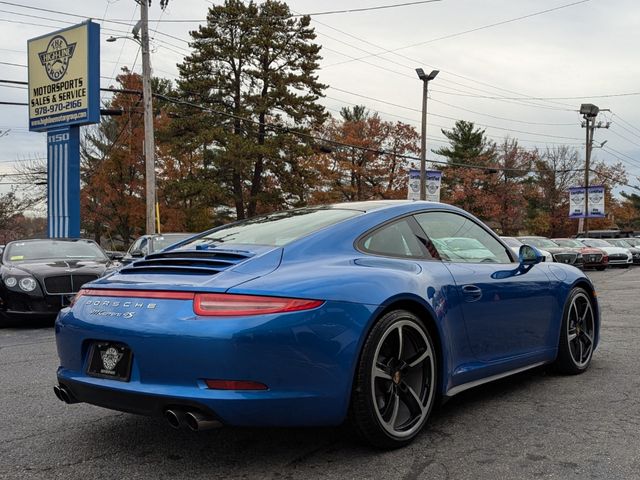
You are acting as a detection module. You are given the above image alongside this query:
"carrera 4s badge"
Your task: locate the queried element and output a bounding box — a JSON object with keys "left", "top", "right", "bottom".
{"left": 83, "top": 299, "right": 157, "bottom": 318}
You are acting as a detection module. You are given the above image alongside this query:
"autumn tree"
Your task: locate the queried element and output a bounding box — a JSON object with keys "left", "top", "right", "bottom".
{"left": 435, "top": 120, "right": 497, "bottom": 210}
{"left": 0, "top": 188, "right": 37, "bottom": 243}
{"left": 310, "top": 106, "right": 419, "bottom": 202}
{"left": 490, "top": 138, "right": 536, "bottom": 235}
{"left": 172, "top": 0, "right": 326, "bottom": 220}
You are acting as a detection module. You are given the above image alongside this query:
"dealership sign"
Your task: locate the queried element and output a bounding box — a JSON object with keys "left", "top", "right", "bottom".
{"left": 28, "top": 21, "right": 99, "bottom": 131}
{"left": 568, "top": 186, "right": 605, "bottom": 218}
{"left": 28, "top": 21, "right": 100, "bottom": 238}
{"left": 407, "top": 169, "right": 442, "bottom": 202}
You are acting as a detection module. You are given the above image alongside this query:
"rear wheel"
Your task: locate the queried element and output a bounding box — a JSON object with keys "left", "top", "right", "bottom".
{"left": 596, "top": 266, "right": 606, "bottom": 271}
{"left": 554, "top": 288, "right": 596, "bottom": 374}
{"left": 350, "top": 310, "right": 437, "bottom": 449}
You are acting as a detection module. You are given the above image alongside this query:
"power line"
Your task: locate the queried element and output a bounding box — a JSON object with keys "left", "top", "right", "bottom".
{"left": 1, "top": 81, "right": 581, "bottom": 175}
{"left": 328, "top": 86, "right": 584, "bottom": 142}
{"left": 612, "top": 113, "right": 640, "bottom": 137}
{"left": 0, "top": 60, "right": 25, "bottom": 68}
{"left": 325, "top": 0, "right": 592, "bottom": 66}
{"left": 310, "top": 17, "right": 577, "bottom": 113}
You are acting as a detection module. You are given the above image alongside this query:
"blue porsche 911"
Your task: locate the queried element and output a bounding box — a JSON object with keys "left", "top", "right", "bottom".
{"left": 54, "top": 201, "right": 599, "bottom": 448}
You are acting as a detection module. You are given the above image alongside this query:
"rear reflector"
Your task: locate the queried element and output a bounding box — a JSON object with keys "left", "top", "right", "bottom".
{"left": 194, "top": 293, "right": 323, "bottom": 316}
{"left": 205, "top": 379, "right": 268, "bottom": 391}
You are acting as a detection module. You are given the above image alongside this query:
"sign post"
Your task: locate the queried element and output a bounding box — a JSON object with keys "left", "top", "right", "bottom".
{"left": 28, "top": 21, "right": 100, "bottom": 238}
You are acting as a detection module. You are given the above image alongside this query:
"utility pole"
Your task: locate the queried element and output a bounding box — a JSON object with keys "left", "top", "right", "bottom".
{"left": 416, "top": 68, "right": 438, "bottom": 200}
{"left": 140, "top": 0, "right": 156, "bottom": 235}
{"left": 579, "top": 104, "right": 610, "bottom": 235}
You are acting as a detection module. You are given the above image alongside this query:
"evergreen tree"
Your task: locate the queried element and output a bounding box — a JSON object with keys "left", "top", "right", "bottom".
{"left": 434, "top": 120, "right": 495, "bottom": 167}
{"left": 173, "top": 0, "right": 327, "bottom": 219}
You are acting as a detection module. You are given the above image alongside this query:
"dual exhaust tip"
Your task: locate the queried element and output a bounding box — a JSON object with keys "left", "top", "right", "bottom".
{"left": 53, "top": 384, "right": 76, "bottom": 404}
{"left": 53, "top": 385, "right": 220, "bottom": 432}
{"left": 164, "top": 409, "right": 222, "bottom": 431}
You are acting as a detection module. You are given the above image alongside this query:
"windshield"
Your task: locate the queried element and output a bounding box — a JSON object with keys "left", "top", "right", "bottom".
{"left": 583, "top": 239, "right": 613, "bottom": 248}
{"left": 178, "top": 208, "right": 362, "bottom": 249}
{"left": 152, "top": 234, "right": 192, "bottom": 252}
{"left": 501, "top": 237, "right": 522, "bottom": 247}
{"left": 520, "top": 237, "right": 558, "bottom": 249}
{"left": 553, "top": 239, "right": 582, "bottom": 248}
{"left": 608, "top": 239, "right": 631, "bottom": 248}
{"left": 625, "top": 238, "right": 640, "bottom": 247}
{"left": 5, "top": 240, "right": 107, "bottom": 263}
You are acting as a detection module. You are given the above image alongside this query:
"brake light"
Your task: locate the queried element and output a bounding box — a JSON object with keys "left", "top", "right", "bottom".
{"left": 204, "top": 379, "right": 268, "bottom": 390}
{"left": 193, "top": 293, "right": 323, "bottom": 316}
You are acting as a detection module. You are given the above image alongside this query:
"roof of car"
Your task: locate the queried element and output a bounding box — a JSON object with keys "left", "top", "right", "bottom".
{"left": 327, "top": 200, "right": 451, "bottom": 213}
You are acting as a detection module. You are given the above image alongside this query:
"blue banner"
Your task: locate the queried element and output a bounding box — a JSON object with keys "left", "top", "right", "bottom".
{"left": 568, "top": 186, "right": 605, "bottom": 219}
{"left": 47, "top": 127, "right": 80, "bottom": 237}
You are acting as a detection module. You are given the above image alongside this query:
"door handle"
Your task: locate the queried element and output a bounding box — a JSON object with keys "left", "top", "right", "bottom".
{"left": 461, "top": 284, "right": 482, "bottom": 302}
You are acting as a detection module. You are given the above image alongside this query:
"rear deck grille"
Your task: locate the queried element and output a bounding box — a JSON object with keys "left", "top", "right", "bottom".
{"left": 119, "top": 249, "right": 254, "bottom": 275}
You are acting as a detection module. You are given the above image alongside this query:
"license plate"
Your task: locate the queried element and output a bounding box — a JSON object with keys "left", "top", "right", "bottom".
{"left": 87, "top": 342, "right": 133, "bottom": 381}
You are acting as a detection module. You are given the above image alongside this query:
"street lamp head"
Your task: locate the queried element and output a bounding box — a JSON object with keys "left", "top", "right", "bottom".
{"left": 580, "top": 103, "right": 599, "bottom": 117}
{"left": 106, "top": 36, "right": 118, "bottom": 43}
{"left": 416, "top": 68, "right": 439, "bottom": 82}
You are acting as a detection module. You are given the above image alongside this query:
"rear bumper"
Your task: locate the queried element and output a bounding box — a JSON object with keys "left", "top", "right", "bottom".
{"left": 55, "top": 299, "right": 376, "bottom": 427}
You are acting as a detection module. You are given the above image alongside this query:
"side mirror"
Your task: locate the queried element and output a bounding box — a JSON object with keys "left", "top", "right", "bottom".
{"left": 492, "top": 245, "right": 544, "bottom": 279}
{"left": 130, "top": 249, "right": 144, "bottom": 258}
{"left": 519, "top": 244, "right": 543, "bottom": 266}
{"left": 107, "top": 251, "right": 124, "bottom": 261}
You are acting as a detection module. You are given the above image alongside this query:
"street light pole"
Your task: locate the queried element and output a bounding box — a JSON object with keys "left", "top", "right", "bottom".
{"left": 416, "top": 68, "right": 438, "bottom": 200}
{"left": 140, "top": 0, "right": 156, "bottom": 235}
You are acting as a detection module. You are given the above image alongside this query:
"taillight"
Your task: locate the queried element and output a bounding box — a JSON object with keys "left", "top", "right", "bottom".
{"left": 193, "top": 293, "right": 323, "bottom": 316}
{"left": 69, "top": 289, "right": 88, "bottom": 307}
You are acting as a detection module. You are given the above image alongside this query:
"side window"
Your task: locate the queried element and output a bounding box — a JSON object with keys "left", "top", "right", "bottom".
{"left": 139, "top": 238, "right": 149, "bottom": 256}
{"left": 414, "top": 212, "right": 512, "bottom": 264}
{"left": 128, "top": 239, "right": 142, "bottom": 255}
{"left": 361, "top": 218, "right": 429, "bottom": 258}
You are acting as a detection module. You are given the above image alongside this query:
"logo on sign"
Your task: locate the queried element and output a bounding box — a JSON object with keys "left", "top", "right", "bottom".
{"left": 38, "top": 35, "right": 76, "bottom": 82}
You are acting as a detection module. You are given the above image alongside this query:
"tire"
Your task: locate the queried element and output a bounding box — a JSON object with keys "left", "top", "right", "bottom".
{"left": 596, "top": 266, "right": 606, "bottom": 271}
{"left": 553, "top": 288, "right": 596, "bottom": 375}
{"left": 350, "top": 309, "right": 437, "bottom": 449}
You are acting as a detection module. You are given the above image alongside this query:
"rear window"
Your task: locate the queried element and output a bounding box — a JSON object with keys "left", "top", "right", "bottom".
{"left": 179, "top": 208, "right": 361, "bottom": 248}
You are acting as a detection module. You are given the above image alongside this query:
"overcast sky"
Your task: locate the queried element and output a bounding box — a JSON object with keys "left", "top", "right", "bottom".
{"left": 1, "top": 0, "right": 639, "bottom": 196}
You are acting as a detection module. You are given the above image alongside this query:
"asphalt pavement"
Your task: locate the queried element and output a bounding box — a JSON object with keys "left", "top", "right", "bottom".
{"left": 1, "top": 268, "right": 639, "bottom": 480}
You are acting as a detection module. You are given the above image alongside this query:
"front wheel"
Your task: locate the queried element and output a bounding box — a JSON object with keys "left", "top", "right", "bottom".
{"left": 553, "top": 288, "right": 596, "bottom": 374}
{"left": 350, "top": 310, "right": 437, "bottom": 449}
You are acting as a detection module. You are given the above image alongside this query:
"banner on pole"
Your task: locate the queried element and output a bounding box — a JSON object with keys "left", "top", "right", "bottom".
{"left": 569, "top": 186, "right": 605, "bottom": 219}
{"left": 408, "top": 169, "right": 442, "bottom": 202}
